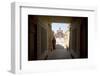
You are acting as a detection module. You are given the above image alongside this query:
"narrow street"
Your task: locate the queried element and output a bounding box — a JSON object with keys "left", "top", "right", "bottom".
{"left": 47, "top": 38, "right": 72, "bottom": 59}
{"left": 28, "top": 15, "right": 88, "bottom": 60}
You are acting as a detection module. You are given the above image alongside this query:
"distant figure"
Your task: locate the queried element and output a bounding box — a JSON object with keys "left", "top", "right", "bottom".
{"left": 52, "top": 36, "right": 56, "bottom": 50}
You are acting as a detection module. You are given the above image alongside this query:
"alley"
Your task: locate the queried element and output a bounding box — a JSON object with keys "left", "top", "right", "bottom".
{"left": 47, "top": 38, "right": 72, "bottom": 60}
{"left": 28, "top": 15, "right": 88, "bottom": 60}
{"left": 47, "top": 44, "right": 72, "bottom": 59}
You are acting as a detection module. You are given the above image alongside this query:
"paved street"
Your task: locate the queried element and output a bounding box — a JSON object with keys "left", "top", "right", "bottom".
{"left": 47, "top": 38, "right": 72, "bottom": 59}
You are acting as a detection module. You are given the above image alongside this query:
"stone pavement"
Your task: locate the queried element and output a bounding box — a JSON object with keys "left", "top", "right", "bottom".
{"left": 47, "top": 44, "right": 72, "bottom": 59}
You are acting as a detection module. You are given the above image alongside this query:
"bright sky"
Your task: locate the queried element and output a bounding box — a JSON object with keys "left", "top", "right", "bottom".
{"left": 51, "top": 23, "right": 70, "bottom": 33}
